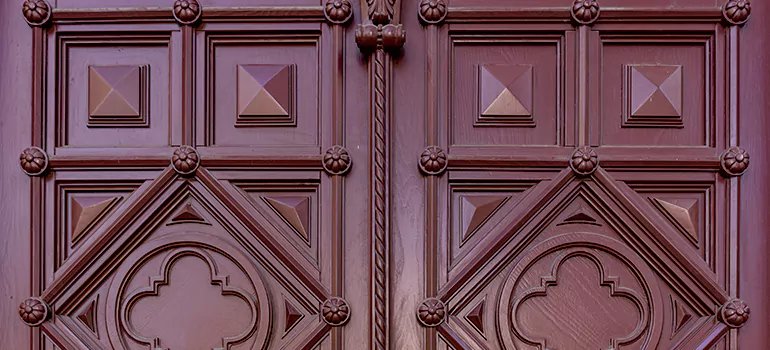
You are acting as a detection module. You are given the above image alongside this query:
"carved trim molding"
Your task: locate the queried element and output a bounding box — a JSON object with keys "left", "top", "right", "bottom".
{"left": 22, "top": 0, "right": 52, "bottom": 27}
{"left": 570, "top": 0, "right": 600, "bottom": 25}
{"left": 719, "top": 298, "right": 750, "bottom": 328}
{"left": 19, "top": 297, "right": 50, "bottom": 327}
{"left": 419, "top": 146, "right": 448, "bottom": 176}
{"left": 19, "top": 146, "right": 49, "bottom": 176}
{"left": 173, "top": 0, "right": 202, "bottom": 25}
{"left": 720, "top": 146, "right": 749, "bottom": 177}
{"left": 323, "top": 146, "right": 352, "bottom": 175}
{"left": 418, "top": 0, "right": 447, "bottom": 25}
{"left": 171, "top": 146, "right": 200, "bottom": 176}
{"left": 322, "top": 297, "right": 351, "bottom": 326}
{"left": 325, "top": 0, "right": 353, "bottom": 25}
{"left": 570, "top": 146, "right": 599, "bottom": 176}
{"left": 722, "top": 0, "right": 751, "bottom": 25}
{"left": 417, "top": 298, "right": 446, "bottom": 327}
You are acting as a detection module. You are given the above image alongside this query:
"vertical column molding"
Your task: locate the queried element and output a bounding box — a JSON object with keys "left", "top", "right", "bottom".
{"left": 355, "top": 1, "right": 405, "bottom": 348}
{"left": 181, "top": 26, "right": 195, "bottom": 145}
{"left": 570, "top": 0, "right": 599, "bottom": 146}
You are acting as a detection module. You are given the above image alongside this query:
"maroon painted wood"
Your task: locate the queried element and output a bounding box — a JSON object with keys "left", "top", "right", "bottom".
{"left": 1, "top": 0, "right": 768, "bottom": 348}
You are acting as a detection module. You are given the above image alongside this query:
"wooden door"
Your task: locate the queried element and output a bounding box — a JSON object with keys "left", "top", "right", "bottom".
{"left": 2, "top": 0, "right": 768, "bottom": 349}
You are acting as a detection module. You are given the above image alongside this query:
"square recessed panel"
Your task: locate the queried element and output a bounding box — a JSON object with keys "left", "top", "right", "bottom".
{"left": 623, "top": 64, "right": 683, "bottom": 127}
{"left": 600, "top": 39, "right": 710, "bottom": 146}
{"left": 451, "top": 39, "right": 561, "bottom": 146}
{"left": 88, "top": 65, "right": 149, "bottom": 127}
{"left": 236, "top": 64, "right": 295, "bottom": 126}
{"left": 477, "top": 64, "right": 535, "bottom": 126}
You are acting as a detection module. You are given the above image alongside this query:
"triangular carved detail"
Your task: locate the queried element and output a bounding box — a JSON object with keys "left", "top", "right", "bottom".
{"left": 460, "top": 196, "right": 509, "bottom": 242}
{"left": 651, "top": 198, "right": 699, "bottom": 246}
{"left": 284, "top": 299, "right": 304, "bottom": 334}
{"left": 71, "top": 196, "right": 121, "bottom": 244}
{"left": 264, "top": 196, "right": 311, "bottom": 243}
{"left": 75, "top": 296, "right": 98, "bottom": 336}
{"left": 168, "top": 204, "right": 210, "bottom": 225}
{"left": 670, "top": 296, "right": 694, "bottom": 337}
{"left": 558, "top": 211, "right": 600, "bottom": 226}
{"left": 465, "top": 298, "right": 486, "bottom": 336}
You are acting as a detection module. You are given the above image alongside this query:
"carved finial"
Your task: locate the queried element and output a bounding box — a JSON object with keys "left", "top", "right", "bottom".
{"left": 173, "top": 0, "right": 202, "bottom": 25}
{"left": 22, "top": 0, "right": 51, "bottom": 26}
{"left": 570, "top": 146, "right": 599, "bottom": 176}
{"left": 722, "top": 0, "right": 751, "bottom": 25}
{"left": 366, "top": 0, "right": 397, "bottom": 25}
{"left": 322, "top": 297, "right": 350, "bottom": 326}
{"left": 323, "top": 146, "right": 352, "bottom": 175}
{"left": 418, "top": 0, "right": 447, "bottom": 25}
{"left": 325, "top": 0, "right": 353, "bottom": 24}
{"left": 720, "top": 147, "right": 749, "bottom": 177}
{"left": 719, "top": 299, "right": 750, "bottom": 328}
{"left": 19, "top": 297, "right": 50, "bottom": 327}
{"left": 171, "top": 146, "right": 200, "bottom": 176}
{"left": 417, "top": 298, "right": 446, "bottom": 327}
{"left": 570, "top": 0, "right": 600, "bottom": 25}
{"left": 19, "top": 147, "right": 49, "bottom": 176}
{"left": 419, "top": 146, "right": 447, "bottom": 175}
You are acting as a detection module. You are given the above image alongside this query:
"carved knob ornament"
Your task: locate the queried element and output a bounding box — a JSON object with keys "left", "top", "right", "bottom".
{"left": 722, "top": 0, "right": 751, "bottom": 25}
{"left": 323, "top": 146, "right": 352, "bottom": 175}
{"left": 417, "top": 298, "right": 446, "bottom": 327}
{"left": 22, "top": 0, "right": 51, "bottom": 26}
{"left": 171, "top": 146, "right": 200, "bottom": 176}
{"left": 173, "top": 0, "right": 202, "bottom": 25}
{"left": 720, "top": 147, "right": 749, "bottom": 176}
{"left": 322, "top": 297, "right": 350, "bottom": 326}
{"left": 570, "top": 0, "right": 600, "bottom": 25}
{"left": 324, "top": 0, "right": 353, "bottom": 24}
{"left": 19, "top": 297, "right": 50, "bottom": 327}
{"left": 418, "top": 0, "right": 447, "bottom": 24}
{"left": 19, "top": 146, "right": 49, "bottom": 176}
{"left": 719, "top": 299, "right": 750, "bottom": 328}
{"left": 570, "top": 146, "right": 599, "bottom": 176}
{"left": 419, "top": 146, "right": 447, "bottom": 175}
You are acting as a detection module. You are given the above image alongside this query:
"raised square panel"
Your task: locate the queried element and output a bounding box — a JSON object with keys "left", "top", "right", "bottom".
{"left": 236, "top": 64, "right": 295, "bottom": 126}
{"left": 477, "top": 64, "right": 534, "bottom": 126}
{"left": 201, "top": 34, "right": 319, "bottom": 147}
{"left": 599, "top": 35, "right": 712, "bottom": 146}
{"left": 451, "top": 36, "right": 563, "bottom": 146}
{"left": 55, "top": 33, "right": 176, "bottom": 148}
{"left": 624, "top": 65, "right": 683, "bottom": 127}
{"left": 88, "top": 65, "right": 149, "bottom": 127}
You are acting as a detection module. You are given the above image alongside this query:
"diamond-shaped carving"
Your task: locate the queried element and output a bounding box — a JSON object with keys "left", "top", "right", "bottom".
{"left": 624, "top": 65, "right": 683, "bottom": 127}
{"left": 236, "top": 64, "right": 295, "bottom": 126}
{"left": 88, "top": 65, "right": 149, "bottom": 127}
{"left": 477, "top": 65, "right": 535, "bottom": 126}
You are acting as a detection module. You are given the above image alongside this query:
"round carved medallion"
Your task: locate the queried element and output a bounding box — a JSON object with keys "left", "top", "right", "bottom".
{"left": 570, "top": 0, "right": 600, "bottom": 25}
{"left": 324, "top": 0, "right": 353, "bottom": 25}
{"left": 19, "top": 297, "right": 50, "bottom": 327}
{"left": 722, "top": 0, "right": 751, "bottom": 25}
{"left": 323, "top": 146, "right": 352, "bottom": 175}
{"left": 171, "top": 146, "right": 200, "bottom": 176}
{"left": 720, "top": 147, "right": 749, "bottom": 177}
{"left": 719, "top": 299, "right": 750, "bottom": 328}
{"left": 419, "top": 146, "right": 448, "bottom": 176}
{"left": 19, "top": 146, "right": 49, "bottom": 176}
{"left": 418, "top": 0, "right": 447, "bottom": 25}
{"left": 173, "top": 0, "right": 202, "bottom": 25}
{"left": 22, "top": 0, "right": 51, "bottom": 26}
{"left": 322, "top": 297, "right": 350, "bottom": 326}
{"left": 417, "top": 297, "right": 446, "bottom": 327}
{"left": 570, "top": 146, "right": 598, "bottom": 176}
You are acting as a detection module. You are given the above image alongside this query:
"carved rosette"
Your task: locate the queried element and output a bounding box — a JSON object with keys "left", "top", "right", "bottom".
{"left": 324, "top": 0, "right": 353, "bottom": 25}
{"left": 719, "top": 299, "right": 750, "bottom": 328}
{"left": 722, "top": 0, "right": 751, "bottom": 25}
{"left": 19, "top": 297, "right": 50, "bottom": 327}
{"left": 570, "top": 146, "right": 599, "bottom": 176}
{"left": 171, "top": 146, "right": 200, "bottom": 176}
{"left": 355, "top": 24, "right": 407, "bottom": 54}
{"left": 323, "top": 146, "right": 352, "bottom": 175}
{"left": 173, "top": 0, "right": 202, "bottom": 25}
{"left": 570, "top": 0, "right": 600, "bottom": 25}
{"left": 418, "top": 0, "right": 447, "bottom": 25}
{"left": 322, "top": 297, "right": 350, "bottom": 326}
{"left": 19, "top": 146, "right": 49, "bottom": 176}
{"left": 720, "top": 147, "right": 749, "bottom": 176}
{"left": 417, "top": 298, "right": 446, "bottom": 327}
{"left": 22, "top": 0, "right": 51, "bottom": 26}
{"left": 419, "top": 146, "right": 448, "bottom": 175}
